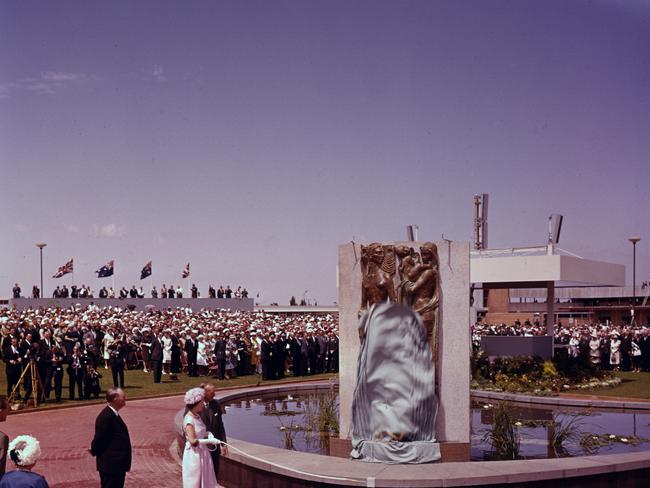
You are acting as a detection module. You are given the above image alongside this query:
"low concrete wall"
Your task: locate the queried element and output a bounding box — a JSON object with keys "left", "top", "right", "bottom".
{"left": 481, "top": 335, "right": 554, "bottom": 360}
{"left": 471, "top": 389, "right": 650, "bottom": 412}
{"left": 9, "top": 297, "right": 254, "bottom": 312}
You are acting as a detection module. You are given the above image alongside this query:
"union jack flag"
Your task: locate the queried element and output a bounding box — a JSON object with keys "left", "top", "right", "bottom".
{"left": 182, "top": 262, "right": 190, "bottom": 279}
{"left": 140, "top": 260, "right": 152, "bottom": 280}
{"left": 52, "top": 258, "right": 74, "bottom": 278}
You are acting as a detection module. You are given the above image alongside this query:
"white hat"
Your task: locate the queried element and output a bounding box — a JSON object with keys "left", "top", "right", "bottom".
{"left": 183, "top": 387, "right": 205, "bottom": 405}
{"left": 9, "top": 435, "right": 42, "bottom": 466}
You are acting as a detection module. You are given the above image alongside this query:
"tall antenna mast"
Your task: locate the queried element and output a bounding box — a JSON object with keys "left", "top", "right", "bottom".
{"left": 473, "top": 193, "right": 489, "bottom": 250}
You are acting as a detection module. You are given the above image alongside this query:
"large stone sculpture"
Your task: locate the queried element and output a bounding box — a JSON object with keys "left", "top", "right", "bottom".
{"left": 351, "top": 242, "right": 441, "bottom": 464}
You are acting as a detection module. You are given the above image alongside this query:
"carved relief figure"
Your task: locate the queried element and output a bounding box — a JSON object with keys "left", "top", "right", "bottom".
{"left": 360, "top": 243, "right": 396, "bottom": 312}
{"left": 394, "top": 245, "right": 419, "bottom": 307}
{"left": 395, "top": 242, "right": 441, "bottom": 362}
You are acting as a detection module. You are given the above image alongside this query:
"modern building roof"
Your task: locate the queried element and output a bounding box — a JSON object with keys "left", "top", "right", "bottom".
{"left": 470, "top": 245, "right": 625, "bottom": 288}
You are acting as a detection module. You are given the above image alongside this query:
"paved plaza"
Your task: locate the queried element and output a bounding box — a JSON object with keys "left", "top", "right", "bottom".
{"left": 1, "top": 393, "right": 192, "bottom": 488}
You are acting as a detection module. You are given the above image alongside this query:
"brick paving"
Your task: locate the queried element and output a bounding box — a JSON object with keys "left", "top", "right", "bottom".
{"left": 1, "top": 380, "right": 332, "bottom": 488}
{"left": 1, "top": 393, "right": 189, "bottom": 488}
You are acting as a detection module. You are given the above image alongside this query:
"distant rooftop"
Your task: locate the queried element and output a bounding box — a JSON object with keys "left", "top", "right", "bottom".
{"left": 470, "top": 245, "right": 625, "bottom": 288}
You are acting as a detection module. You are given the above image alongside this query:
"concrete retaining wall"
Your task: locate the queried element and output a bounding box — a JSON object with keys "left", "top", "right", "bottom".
{"left": 9, "top": 297, "right": 254, "bottom": 312}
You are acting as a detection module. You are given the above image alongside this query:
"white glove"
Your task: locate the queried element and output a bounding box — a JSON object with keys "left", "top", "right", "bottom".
{"left": 197, "top": 433, "right": 221, "bottom": 446}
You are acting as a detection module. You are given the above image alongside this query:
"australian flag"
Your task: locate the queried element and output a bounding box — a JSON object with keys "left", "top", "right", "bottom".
{"left": 96, "top": 260, "right": 114, "bottom": 278}
{"left": 140, "top": 260, "right": 152, "bottom": 280}
{"left": 52, "top": 258, "right": 74, "bottom": 278}
{"left": 182, "top": 262, "right": 190, "bottom": 279}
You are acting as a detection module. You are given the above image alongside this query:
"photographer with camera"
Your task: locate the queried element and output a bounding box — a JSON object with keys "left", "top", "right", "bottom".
{"left": 66, "top": 345, "right": 84, "bottom": 400}
{"left": 37, "top": 331, "right": 53, "bottom": 400}
{"left": 19, "top": 334, "right": 42, "bottom": 403}
{"left": 50, "top": 346, "right": 65, "bottom": 402}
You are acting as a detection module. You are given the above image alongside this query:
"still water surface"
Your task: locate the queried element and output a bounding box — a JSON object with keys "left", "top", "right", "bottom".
{"left": 222, "top": 391, "right": 650, "bottom": 460}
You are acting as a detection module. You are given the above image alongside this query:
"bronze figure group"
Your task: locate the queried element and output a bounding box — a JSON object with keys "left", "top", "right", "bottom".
{"left": 360, "top": 242, "right": 441, "bottom": 361}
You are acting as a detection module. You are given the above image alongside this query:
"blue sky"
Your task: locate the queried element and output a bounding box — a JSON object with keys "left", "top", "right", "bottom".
{"left": 1, "top": 0, "right": 648, "bottom": 304}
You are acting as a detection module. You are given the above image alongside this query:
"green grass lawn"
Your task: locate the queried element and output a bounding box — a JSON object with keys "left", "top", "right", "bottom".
{"left": 3, "top": 369, "right": 339, "bottom": 412}
{"left": 568, "top": 371, "right": 650, "bottom": 400}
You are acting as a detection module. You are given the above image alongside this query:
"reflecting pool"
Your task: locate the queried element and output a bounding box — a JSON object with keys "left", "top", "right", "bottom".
{"left": 221, "top": 390, "right": 650, "bottom": 460}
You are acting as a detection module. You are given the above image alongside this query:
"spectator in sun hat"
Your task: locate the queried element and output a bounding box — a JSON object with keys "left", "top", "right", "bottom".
{"left": 0, "top": 434, "right": 49, "bottom": 488}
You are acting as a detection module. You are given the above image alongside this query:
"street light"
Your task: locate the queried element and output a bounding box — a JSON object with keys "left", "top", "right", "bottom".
{"left": 36, "top": 243, "right": 47, "bottom": 298}
{"left": 628, "top": 237, "right": 641, "bottom": 325}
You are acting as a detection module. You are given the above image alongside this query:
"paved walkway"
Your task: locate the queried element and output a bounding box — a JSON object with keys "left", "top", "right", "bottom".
{"left": 2, "top": 392, "right": 191, "bottom": 488}
{"left": 1, "top": 380, "right": 330, "bottom": 488}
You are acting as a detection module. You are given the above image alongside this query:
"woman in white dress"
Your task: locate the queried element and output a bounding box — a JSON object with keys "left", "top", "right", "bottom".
{"left": 589, "top": 333, "right": 601, "bottom": 365}
{"left": 196, "top": 336, "right": 208, "bottom": 376}
{"left": 182, "top": 387, "right": 218, "bottom": 488}
{"left": 568, "top": 333, "right": 580, "bottom": 358}
{"left": 162, "top": 329, "right": 173, "bottom": 375}
{"left": 610, "top": 333, "right": 621, "bottom": 371}
{"left": 102, "top": 328, "right": 114, "bottom": 369}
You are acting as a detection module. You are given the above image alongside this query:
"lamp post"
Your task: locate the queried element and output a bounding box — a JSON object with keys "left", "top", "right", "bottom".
{"left": 629, "top": 237, "right": 641, "bottom": 325}
{"left": 36, "top": 243, "right": 47, "bottom": 298}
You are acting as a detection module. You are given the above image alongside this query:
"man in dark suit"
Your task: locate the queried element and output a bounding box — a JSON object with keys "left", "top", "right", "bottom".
{"left": 149, "top": 333, "right": 163, "bottom": 383}
{"left": 184, "top": 333, "right": 198, "bottom": 377}
{"left": 260, "top": 335, "right": 273, "bottom": 380}
{"left": 4, "top": 337, "right": 23, "bottom": 399}
{"left": 38, "top": 331, "right": 53, "bottom": 399}
{"left": 214, "top": 336, "right": 226, "bottom": 380}
{"left": 307, "top": 332, "right": 319, "bottom": 375}
{"left": 199, "top": 383, "right": 228, "bottom": 480}
{"left": 108, "top": 339, "right": 127, "bottom": 388}
{"left": 90, "top": 388, "right": 131, "bottom": 488}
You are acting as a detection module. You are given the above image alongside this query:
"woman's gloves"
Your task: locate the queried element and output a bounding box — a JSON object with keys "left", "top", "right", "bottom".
{"left": 197, "top": 433, "right": 221, "bottom": 446}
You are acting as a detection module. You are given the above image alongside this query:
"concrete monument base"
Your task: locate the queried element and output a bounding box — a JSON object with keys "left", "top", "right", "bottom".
{"left": 330, "top": 437, "right": 470, "bottom": 462}
{"left": 338, "top": 240, "right": 470, "bottom": 459}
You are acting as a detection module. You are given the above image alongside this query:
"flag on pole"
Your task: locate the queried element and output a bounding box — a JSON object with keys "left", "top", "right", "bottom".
{"left": 140, "top": 260, "right": 152, "bottom": 280}
{"left": 182, "top": 262, "right": 190, "bottom": 279}
{"left": 52, "top": 258, "right": 74, "bottom": 278}
{"left": 96, "top": 260, "right": 114, "bottom": 278}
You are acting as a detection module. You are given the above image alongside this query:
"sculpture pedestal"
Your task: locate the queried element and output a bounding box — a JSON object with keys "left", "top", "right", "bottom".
{"left": 330, "top": 437, "right": 470, "bottom": 462}
{"left": 337, "top": 240, "right": 470, "bottom": 460}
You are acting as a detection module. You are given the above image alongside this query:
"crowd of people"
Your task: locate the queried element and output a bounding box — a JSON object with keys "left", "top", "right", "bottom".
{"left": 11, "top": 283, "right": 250, "bottom": 300}
{"left": 472, "top": 320, "right": 650, "bottom": 372}
{"left": 1, "top": 305, "right": 339, "bottom": 404}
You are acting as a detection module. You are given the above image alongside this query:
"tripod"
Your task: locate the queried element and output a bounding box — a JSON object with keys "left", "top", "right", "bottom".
{"left": 8, "top": 359, "right": 46, "bottom": 407}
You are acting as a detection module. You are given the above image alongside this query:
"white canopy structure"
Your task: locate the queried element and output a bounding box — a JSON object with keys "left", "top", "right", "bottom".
{"left": 470, "top": 245, "right": 625, "bottom": 335}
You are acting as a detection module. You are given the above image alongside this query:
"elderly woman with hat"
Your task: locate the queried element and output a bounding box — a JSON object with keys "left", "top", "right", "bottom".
{"left": 182, "top": 387, "right": 218, "bottom": 488}
{"left": 0, "top": 435, "right": 49, "bottom": 488}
